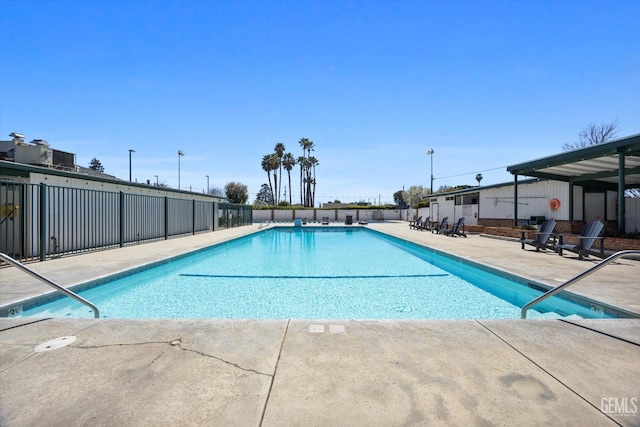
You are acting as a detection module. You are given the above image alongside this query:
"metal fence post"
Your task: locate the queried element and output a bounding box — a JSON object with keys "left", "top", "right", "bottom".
{"left": 192, "top": 199, "right": 196, "bottom": 235}
{"left": 39, "top": 183, "right": 47, "bottom": 261}
{"left": 164, "top": 196, "right": 169, "bottom": 240}
{"left": 119, "top": 191, "right": 125, "bottom": 247}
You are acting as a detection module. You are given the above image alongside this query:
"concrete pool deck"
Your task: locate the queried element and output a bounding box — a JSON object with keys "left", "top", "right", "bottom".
{"left": 1, "top": 221, "right": 639, "bottom": 426}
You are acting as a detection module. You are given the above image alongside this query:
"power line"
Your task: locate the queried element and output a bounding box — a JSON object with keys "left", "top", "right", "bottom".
{"left": 435, "top": 165, "right": 508, "bottom": 180}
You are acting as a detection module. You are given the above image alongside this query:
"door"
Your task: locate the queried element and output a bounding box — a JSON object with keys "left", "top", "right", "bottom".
{"left": 431, "top": 203, "right": 439, "bottom": 223}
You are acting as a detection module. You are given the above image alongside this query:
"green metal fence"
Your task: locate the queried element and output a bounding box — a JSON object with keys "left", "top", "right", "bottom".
{"left": 0, "top": 181, "right": 252, "bottom": 263}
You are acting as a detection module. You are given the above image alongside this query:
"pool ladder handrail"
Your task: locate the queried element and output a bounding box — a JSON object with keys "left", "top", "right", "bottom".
{"left": 0, "top": 252, "right": 100, "bottom": 318}
{"left": 521, "top": 250, "right": 640, "bottom": 319}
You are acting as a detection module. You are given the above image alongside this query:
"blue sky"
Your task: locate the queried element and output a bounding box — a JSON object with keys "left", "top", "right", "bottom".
{"left": 1, "top": 0, "right": 639, "bottom": 205}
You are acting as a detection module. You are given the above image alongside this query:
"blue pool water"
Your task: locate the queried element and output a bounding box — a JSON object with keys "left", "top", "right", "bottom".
{"left": 17, "top": 227, "right": 606, "bottom": 319}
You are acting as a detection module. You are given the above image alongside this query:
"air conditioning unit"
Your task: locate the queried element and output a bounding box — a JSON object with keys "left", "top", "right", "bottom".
{"left": 14, "top": 141, "right": 53, "bottom": 166}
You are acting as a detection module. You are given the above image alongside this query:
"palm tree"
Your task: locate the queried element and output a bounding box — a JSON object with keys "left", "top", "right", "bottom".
{"left": 299, "top": 157, "right": 313, "bottom": 207}
{"left": 261, "top": 154, "right": 275, "bottom": 204}
{"left": 274, "top": 142, "right": 285, "bottom": 204}
{"left": 297, "top": 155, "right": 306, "bottom": 205}
{"left": 282, "top": 153, "right": 296, "bottom": 205}
{"left": 298, "top": 138, "right": 314, "bottom": 206}
{"left": 309, "top": 156, "right": 319, "bottom": 207}
{"left": 267, "top": 154, "right": 280, "bottom": 205}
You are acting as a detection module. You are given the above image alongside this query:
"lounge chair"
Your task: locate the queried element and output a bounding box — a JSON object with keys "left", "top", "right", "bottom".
{"left": 444, "top": 217, "right": 466, "bottom": 237}
{"left": 554, "top": 220, "right": 605, "bottom": 260}
{"left": 520, "top": 219, "right": 556, "bottom": 251}
{"left": 358, "top": 219, "right": 368, "bottom": 225}
{"left": 345, "top": 215, "right": 353, "bottom": 225}
{"left": 417, "top": 216, "right": 431, "bottom": 231}
{"left": 432, "top": 216, "right": 449, "bottom": 234}
{"left": 409, "top": 216, "right": 423, "bottom": 229}
{"left": 321, "top": 216, "right": 330, "bottom": 225}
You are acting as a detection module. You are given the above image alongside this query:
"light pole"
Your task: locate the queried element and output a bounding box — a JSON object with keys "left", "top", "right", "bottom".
{"left": 427, "top": 149, "right": 434, "bottom": 194}
{"left": 178, "top": 150, "right": 184, "bottom": 189}
{"left": 128, "top": 149, "right": 135, "bottom": 182}
{"left": 154, "top": 175, "right": 159, "bottom": 186}
{"left": 427, "top": 149, "right": 435, "bottom": 222}
{"left": 206, "top": 175, "right": 210, "bottom": 194}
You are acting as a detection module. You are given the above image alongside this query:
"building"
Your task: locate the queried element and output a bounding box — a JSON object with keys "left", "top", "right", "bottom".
{"left": 421, "top": 133, "right": 640, "bottom": 234}
{"left": 0, "top": 134, "right": 251, "bottom": 262}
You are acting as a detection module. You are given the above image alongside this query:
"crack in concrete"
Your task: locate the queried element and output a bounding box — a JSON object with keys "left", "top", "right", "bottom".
{"left": 74, "top": 338, "right": 272, "bottom": 377}
{"left": 149, "top": 347, "right": 170, "bottom": 366}
{"left": 175, "top": 342, "right": 272, "bottom": 377}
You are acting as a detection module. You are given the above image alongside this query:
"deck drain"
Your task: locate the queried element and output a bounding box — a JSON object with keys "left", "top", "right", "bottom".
{"left": 34, "top": 336, "right": 77, "bottom": 352}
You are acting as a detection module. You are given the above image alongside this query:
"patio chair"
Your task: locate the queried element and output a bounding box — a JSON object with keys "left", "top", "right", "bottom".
{"left": 345, "top": 215, "right": 353, "bottom": 225}
{"left": 444, "top": 217, "right": 466, "bottom": 237}
{"left": 409, "top": 216, "right": 422, "bottom": 229}
{"left": 520, "top": 219, "right": 556, "bottom": 251}
{"left": 432, "top": 216, "right": 449, "bottom": 234}
{"left": 417, "top": 216, "right": 431, "bottom": 231}
{"left": 554, "top": 220, "right": 605, "bottom": 260}
{"left": 321, "top": 217, "right": 330, "bottom": 225}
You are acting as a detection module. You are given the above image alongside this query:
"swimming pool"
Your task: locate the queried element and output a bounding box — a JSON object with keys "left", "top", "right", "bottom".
{"left": 15, "top": 227, "right": 608, "bottom": 319}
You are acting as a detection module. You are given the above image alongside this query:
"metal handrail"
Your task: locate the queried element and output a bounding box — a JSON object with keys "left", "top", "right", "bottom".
{"left": 521, "top": 250, "right": 640, "bottom": 319}
{"left": 1, "top": 252, "right": 100, "bottom": 318}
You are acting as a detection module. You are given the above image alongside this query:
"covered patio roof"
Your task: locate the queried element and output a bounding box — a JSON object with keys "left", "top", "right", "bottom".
{"left": 506, "top": 133, "right": 640, "bottom": 233}
{"left": 507, "top": 133, "right": 640, "bottom": 190}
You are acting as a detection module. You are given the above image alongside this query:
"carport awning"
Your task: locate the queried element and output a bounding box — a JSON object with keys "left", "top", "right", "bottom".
{"left": 507, "top": 133, "right": 640, "bottom": 189}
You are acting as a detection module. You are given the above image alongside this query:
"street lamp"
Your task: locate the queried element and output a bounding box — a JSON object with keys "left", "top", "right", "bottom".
{"left": 128, "top": 149, "right": 135, "bottom": 182}
{"left": 427, "top": 149, "right": 434, "bottom": 194}
{"left": 427, "top": 149, "right": 435, "bottom": 222}
{"left": 154, "top": 175, "right": 159, "bottom": 186}
{"left": 206, "top": 175, "right": 209, "bottom": 194}
{"left": 178, "top": 150, "right": 185, "bottom": 189}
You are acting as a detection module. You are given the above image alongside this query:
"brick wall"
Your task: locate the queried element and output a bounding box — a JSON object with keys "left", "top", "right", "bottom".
{"left": 482, "top": 226, "right": 640, "bottom": 250}
{"left": 478, "top": 219, "right": 574, "bottom": 233}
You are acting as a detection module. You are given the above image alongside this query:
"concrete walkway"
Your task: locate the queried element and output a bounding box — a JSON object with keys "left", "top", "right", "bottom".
{"left": 1, "top": 222, "right": 639, "bottom": 426}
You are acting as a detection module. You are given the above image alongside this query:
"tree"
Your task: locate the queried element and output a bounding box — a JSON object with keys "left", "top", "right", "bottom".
{"left": 405, "top": 185, "right": 429, "bottom": 208}
{"left": 298, "top": 137, "right": 316, "bottom": 207}
{"left": 268, "top": 153, "right": 280, "bottom": 205}
{"left": 274, "top": 142, "right": 286, "bottom": 204}
{"left": 298, "top": 138, "right": 315, "bottom": 206}
{"left": 297, "top": 155, "right": 306, "bottom": 205}
{"left": 89, "top": 158, "right": 104, "bottom": 172}
{"left": 225, "top": 182, "right": 248, "bottom": 204}
{"left": 261, "top": 154, "right": 276, "bottom": 203}
{"left": 282, "top": 152, "right": 296, "bottom": 205}
{"left": 254, "top": 183, "right": 274, "bottom": 206}
{"left": 562, "top": 120, "right": 618, "bottom": 151}
{"left": 393, "top": 190, "right": 407, "bottom": 206}
{"left": 309, "top": 156, "right": 319, "bottom": 207}
{"left": 208, "top": 187, "right": 225, "bottom": 197}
